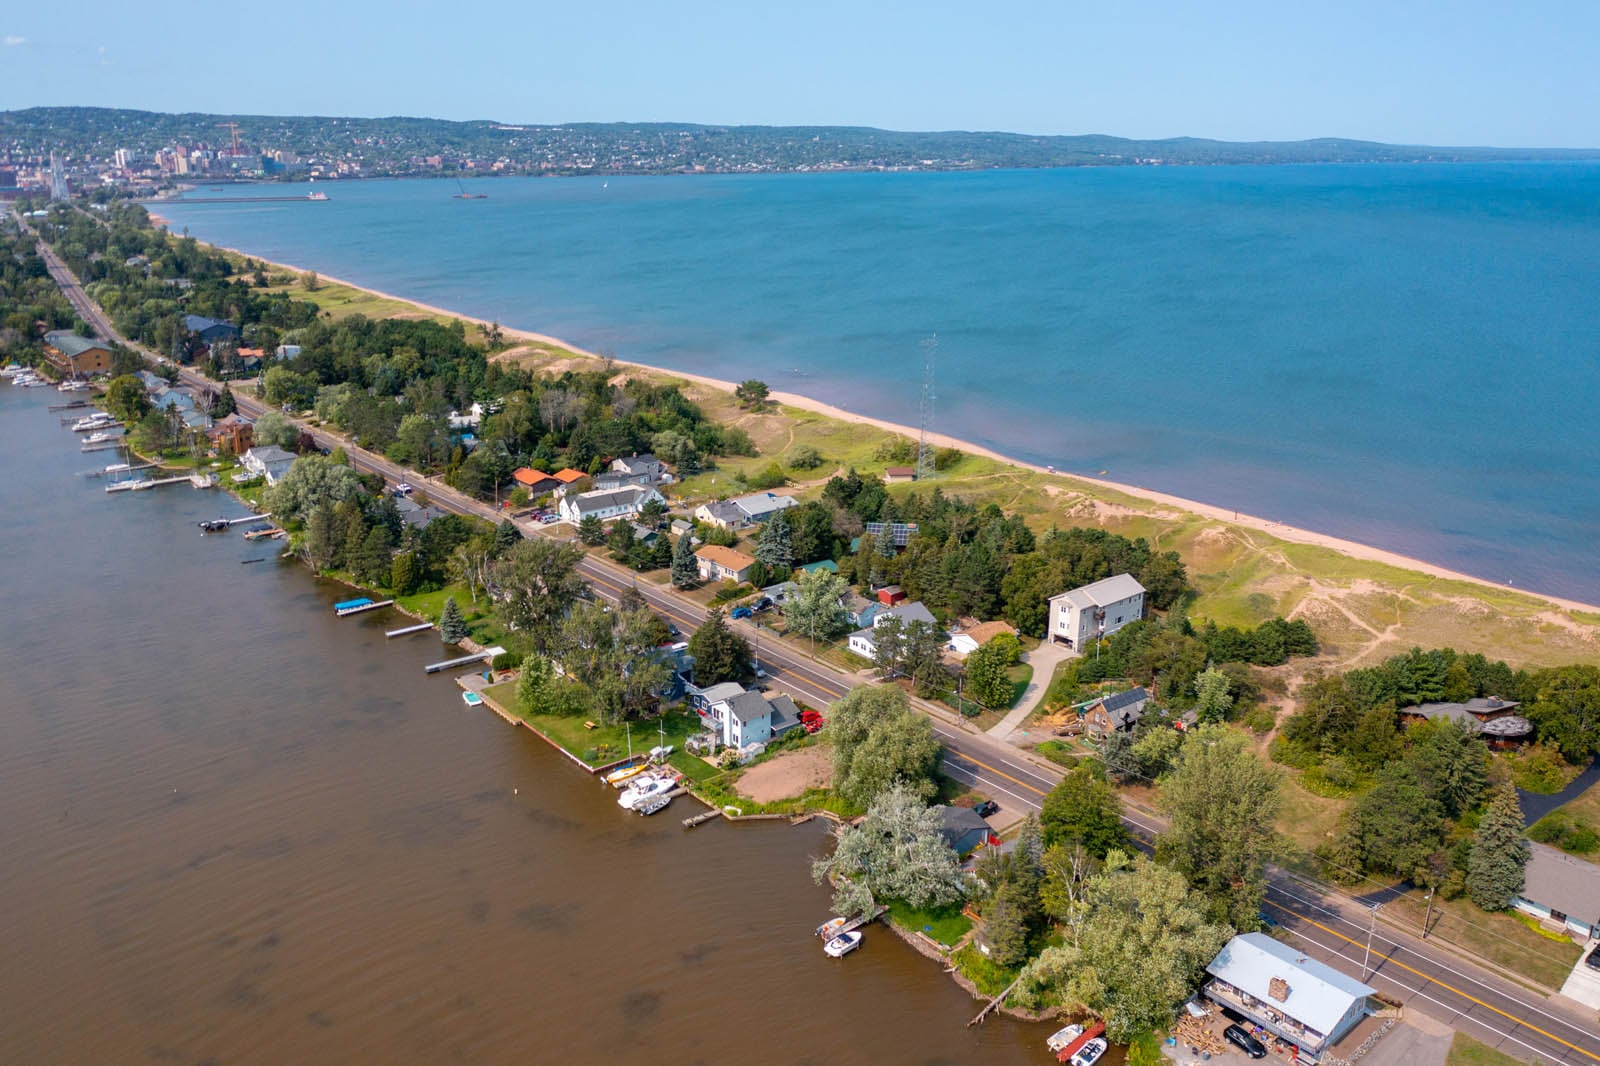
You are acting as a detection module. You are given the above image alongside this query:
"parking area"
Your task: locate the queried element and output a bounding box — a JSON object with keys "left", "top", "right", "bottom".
{"left": 1163, "top": 1002, "right": 1408, "bottom": 1066}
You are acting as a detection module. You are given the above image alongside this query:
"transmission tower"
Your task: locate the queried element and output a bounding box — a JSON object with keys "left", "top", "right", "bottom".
{"left": 916, "top": 333, "right": 937, "bottom": 481}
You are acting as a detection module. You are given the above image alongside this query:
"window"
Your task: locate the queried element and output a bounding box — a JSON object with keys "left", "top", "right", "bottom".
{"left": 1551, "top": 908, "right": 1568, "bottom": 923}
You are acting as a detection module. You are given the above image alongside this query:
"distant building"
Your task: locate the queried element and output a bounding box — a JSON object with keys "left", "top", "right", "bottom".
{"left": 273, "top": 344, "right": 302, "bottom": 361}
{"left": 181, "top": 314, "right": 241, "bottom": 344}
{"left": 731, "top": 491, "right": 799, "bottom": 525}
{"left": 42, "top": 331, "right": 114, "bottom": 377}
{"left": 1204, "top": 932, "right": 1375, "bottom": 1062}
{"left": 610, "top": 453, "right": 672, "bottom": 486}
{"left": 934, "top": 805, "right": 997, "bottom": 855}
{"left": 949, "top": 620, "right": 1018, "bottom": 658}
{"left": 1397, "top": 698, "right": 1532, "bottom": 745}
{"left": 511, "top": 468, "right": 561, "bottom": 496}
{"left": 1081, "top": 688, "right": 1150, "bottom": 737}
{"left": 240, "top": 445, "right": 297, "bottom": 485}
{"left": 883, "top": 466, "right": 916, "bottom": 483}
{"left": 847, "top": 600, "right": 939, "bottom": 661}
{"left": 206, "top": 413, "right": 254, "bottom": 455}
{"left": 1047, "top": 573, "right": 1145, "bottom": 649}
{"left": 694, "top": 499, "right": 747, "bottom": 531}
{"left": 556, "top": 485, "right": 663, "bottom": 525}
{"left": 1513, "top": 843, "right": 1600, "bottom": 941}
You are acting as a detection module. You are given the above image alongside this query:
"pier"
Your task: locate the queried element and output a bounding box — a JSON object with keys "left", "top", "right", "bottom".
{"left": 229, "top": 513, "right": 272, "bottom": 525}
{"left": 84, "top": 462, "right": 158, "bottom": 478}
{"left": 105, "top": 474, "right": 216, "bottom": 493}
{"left": 423, "top": 646, "right": 505, "bottom": 674}
{"left": 335, "top": 598, "right": 394, "bottom": 617}
{"left": 49, "top": 401, "right": 90, "bottom": 411}
{"left": 81, "top": 439, "right": 126, "bottom": 453}
{"left": 385, "top": 622, "right": 434, "bottom": 638}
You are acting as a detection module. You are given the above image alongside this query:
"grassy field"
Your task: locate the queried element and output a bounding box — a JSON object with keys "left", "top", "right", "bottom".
{"left": 886, "top": 899, "right": 973, "bottom": 948}
{"left": 1445, "top": 1032, "right": 1526, "bottom": 1066}
{"left": 479, "top": 681, "right": 704, "bottom": 767}
{"left": 1528, "top": 777, "right": 1600, "bottom": 857}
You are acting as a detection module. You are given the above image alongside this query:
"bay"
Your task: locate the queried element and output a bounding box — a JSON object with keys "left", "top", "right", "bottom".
{"left": 155, "top": 164, "right": 1600, "bottom": 603}
{"left": 0, "top": 384, "right": 1045, "bottom": 1064}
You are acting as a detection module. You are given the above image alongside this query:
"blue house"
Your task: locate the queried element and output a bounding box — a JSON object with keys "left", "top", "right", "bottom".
{"left": 182, "top": 314, "right": 242, "bottom": 343}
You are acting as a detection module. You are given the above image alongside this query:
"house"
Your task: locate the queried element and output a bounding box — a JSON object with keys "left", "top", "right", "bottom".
{"left": 1047, "top": 573, "right": 1146, "bottom": 649}
{"left": 1397, "top": 698, "right": 1532, "bottom": 745}
{"left": 610, "top": 453, "right": 672, "bottom": 486}
{"left": 876, "top": 585, "right": 907, "bottom": 606}
{"left": 181, "top": 314, "right": 242, "bottom": 343}
{"left": 236, "top": 347, "right": 266, "bottom": 371}
{"left": 731, "top": 491, "right": 799, "bottom": 525}
{"left": 206, "top": 412, "right": 254, "bottom": 455}
{"left": 447, "top": 402, "right": 484, "bottom": 431}
{"left": 884, "top": 465, "right": 916, "bottom": 483}
{"left": 694, "top": 499, "right": 748, "bottom": 530}
{"left": 864, "top": 521, "right": 919, "bottom": 547}
{"left": 654, "top": 642, "right": 696, "bottom": 702}
{"left": 949, "top": 620, "right": 1018, "bottom": 658}
{"left": 43, "top": 331, "right": 114, "bottom": 377}
{"left": 1082, "top": 688, "right": 1150, "bottom": 737}
{"left": 395, "top": 495, "right": 448, "bottom": 529}
{"left": 841, "top": 593, "right": 881, "bottom": 628}
{"left": 1513, "top": 844, "right": 1600, "bottom": 941}
{"left": 797, "top": 559, "right": 839, "bottom": 577}
{"left": 1204, "top": 932, "right": 1375, "bottom": 1062}
{"left": 847, "top": 600, "right": 939, "bottom": 660}
{"left": 703, "top": 688, "right": 806, "bottom": 750}
{"left": 557, "top": 485, "right": 664, "bottom": 525}
{"left": 935, "top": 805, "right": 998, "bottom": 855}
{"left": 761, "top": 580, "right": 800, "bottom": 606}
{"left": 695, "top": 544, "right": 756, "bottom": 584}
{"left": 240, "top": 445, "right": 297, "bottom": 485}
{"left": 274, "top": 344, "right": 302, "bottom": 361}
{"left": 686, "top": 681, "right": 746, "bottom": 714}
{"left": 670, "top": 518, "right": 695, "bottom": 538}
{"left": 511, "top": 468, "right": 561, "bottom": 496}
{"left": 552, "top": 468, "right": 588, "bottom": 486}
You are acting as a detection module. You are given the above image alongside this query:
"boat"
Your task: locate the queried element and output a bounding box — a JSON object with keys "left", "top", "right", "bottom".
{"left": 1069, "top": 1038, "right": 1107, "bottom": 1066}
{"left": 604, "top": 760, "right": 649, "bottom": 787}
{"left": 618, "top": 773, "right": 675, "bottom": 810}
{"left": 0, "top": 364, "right": 24, "bottom": 377}
{"left": 1045, "top": 1025, "right": 1085, "bottom": 1055}
{"left": 74, "top": 413, "right": 116, "bottom": 430}
{"left": 452, "top": 178, "right": 487, "bottom": 200}
{"left": 333, "top": 597, "right": 374, "bottom": 615}
{"left": 103, "top": 462, "right": 132, "bottom": 474}
{"left": 823, "top": 931, "right": 862, "bottom": 958}
{"left": 57, "top": 380, "right": 90, "bottom": 392}
{"left": 84, "top": 431, "right": 122, "bottom": 444}
{"left": 199, "top": 518, "right": 231, "bottom": 532}
{"left": 635, "top": 793, "right": 672, "bottom": 816}
{"left": 106, "top": 479, "right": 152, "bottom": 493}
{"left": 306, "top": 191, "right": 328, "bottom": 201}
{"left": 20, "top": 375, "right": 50, "bottom": 387}
{"left": 816, "top": 916, "right": 849, "bottom": 940}
{"left": 462, "top": 691, "right": 484, "bottom": 708}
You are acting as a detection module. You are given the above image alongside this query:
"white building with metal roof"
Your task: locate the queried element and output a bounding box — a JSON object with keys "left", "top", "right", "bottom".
{"left": 1514, "top": 843, "right": 1600, "bottom": 940}
{"left": 1204, "top": 932, "right": 1375, "bottom": 1061}
{"left": 1047, "top": 572, "right": 1145, "bottom": 649}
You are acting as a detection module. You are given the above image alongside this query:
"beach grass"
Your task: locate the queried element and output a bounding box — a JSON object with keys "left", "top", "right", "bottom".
{"left": 1445, "top": 1032, "right": 1529, "bottom": 1066}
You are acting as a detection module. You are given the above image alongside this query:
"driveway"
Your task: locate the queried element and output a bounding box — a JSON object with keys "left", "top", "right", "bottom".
{"left": 987, "top": 639, "right": 1075, "bottom": 741}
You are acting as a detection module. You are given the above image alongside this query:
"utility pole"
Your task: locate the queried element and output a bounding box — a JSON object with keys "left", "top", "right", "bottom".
{"left": 1362, "top": 903, "right": 1380, "bottom": 979}
{"left": 1421, "top": 892, "right": 1435, "bottom": 940}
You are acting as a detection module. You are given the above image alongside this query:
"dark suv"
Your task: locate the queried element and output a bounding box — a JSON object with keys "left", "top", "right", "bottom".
{"left": 1223, "top": 1024, "right": 1267, "bottom": 1059}
{"left": 1586, "top": 943, "right": 1600, "bottom": 971}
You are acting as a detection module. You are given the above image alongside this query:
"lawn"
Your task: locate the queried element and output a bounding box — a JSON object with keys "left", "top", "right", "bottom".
{"left": 1275, "top": 774, "right": 1350, "bottom": 863}
{"left": 1529, "top": 776, "right": 1600, "bottom": 856}
{"left": 1390, "top": 890, "right": 1583, "bottom": 991}
{"left": 886, "top": 899, "right": 973, "bottom": 948}
{"left": 1445, "top": 1032, "right": 1525, "bottom": 1066}
{"left": 668, "top": 750, "right": 725, "bottom": 785}
{"left": 950, "top": 943, "right": 1021, "bottom": 997}
{"left": 480, "top": 682, "right": 704, "bottom": 767}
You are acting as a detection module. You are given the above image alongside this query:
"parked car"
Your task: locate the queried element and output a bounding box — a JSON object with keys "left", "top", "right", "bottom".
{"left": 1223, "top": 1024, "right": 1267, "bottom": 1059}
{"left": 1587, "top": 944, "right": 1600, "bottom": 971}
{"left": 666, "top": 621, "right": 681, "bottom": 638}
{"left": 394, "top": 481, "right": 414, "bottom": 496}
{"left": 973, "top": 800, "right": 1000, "bottom": 818}
{"left": 539, "top": 514, "right": 560, "bottom": 524}
{"left": 730, "top": 606, "right": 754, "bottom": 620}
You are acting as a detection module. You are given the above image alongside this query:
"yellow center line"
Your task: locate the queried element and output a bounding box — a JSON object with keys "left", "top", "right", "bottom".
{"left": 1265, "top": 901, "right": 1600, "bottom": 1063}
{"left": 943, "top": 750, "right": 1050, "bottom": 797}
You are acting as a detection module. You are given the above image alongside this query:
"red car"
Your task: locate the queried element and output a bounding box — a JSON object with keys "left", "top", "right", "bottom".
{"left": 800, "top": 710, "right": 825, "bottom": 734}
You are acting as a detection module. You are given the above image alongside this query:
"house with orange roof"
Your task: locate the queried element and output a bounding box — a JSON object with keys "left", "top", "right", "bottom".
{"left": 694, "top": 545, "right": 756, "bottom": 584}
{"left": 512, "top": 468, "right": 561, "bottom": 496}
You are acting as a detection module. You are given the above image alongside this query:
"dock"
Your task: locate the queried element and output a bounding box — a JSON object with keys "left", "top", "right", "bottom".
{"left": 81, "top": 440, "right": 126, "bottom": 453}
{"left": 84, "top": 462, "right": 158, "bottom": 478}
{"left": 682, "top": 808, "right": 723, "bottom": 829}
{"left": 335, "top": 598, "right": 394, "bottom": 617}
{"left": 229, "top": 513, "right": 272, "bottom": 525}
{"left": 49, "top": 401, "right": 90, "bottom": 411}
{"left": 385, "top": 622, "right": 434, "bottom": 638}
{"left": 104, "top": 475, "right": 210, "bottom": 493}
{"left": 71, "top": 421, "right": 122, "bottom": 433}
{"left": 423, "top": 645, "right": 505, "bottom": 674}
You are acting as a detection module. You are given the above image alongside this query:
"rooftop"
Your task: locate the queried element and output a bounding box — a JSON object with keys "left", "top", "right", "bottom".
{"left": 512, "top": 467, "right": 553, "bottom": 486}
{"left": 1206, "top": 932, "right": 1374, "bottom": 1036}
{"left": 44, "top": 330, "right": 110, "bottom": 358}
{"left": 552, "top": 468, "right": 587, "bottom": 483}
{"left": 1049, "top": 572, "right": 1147, "bottom": 609}
{"left": 879, "top": 601, "right": 937, "bottom": 628}
{"left": 695, "top": 544, "right": 756, "bottom": 570}
{"left": 723, "top": 689, "right": 772, "bottom": 724}
{"left": 1522, "top": 843, "right": 1600, "bottom": 927}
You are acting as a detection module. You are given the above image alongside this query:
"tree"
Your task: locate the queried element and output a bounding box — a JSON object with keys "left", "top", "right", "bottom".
{"left": 1157, "top": 724, "right": 1281, "bottom": 927}
{"left": 491, "top": 538, "right": 587, "bottom": 653}
{"left": 686, "top": 608, "right": 751, "bottom": 685}
{"left": 754, "top": 510, "right": 794, "bottom": 572}
{"left": 785, "top": 567, "right": 852, "bottom": 643}
{"left": 304, "top": 504, "right": 338, "bottom": 570}
{"left": 980, "top": 880, "right": 1037, "bottom": 967}
{"left": 734, "top": 379, "right": 770, "bottom": 410}
{"left": 1527, "top": 665, "right": 1600, "bottom": 761}
{"left": 829, "top": 685, "right": 941, "bottom": 807}
{"left": 1467, "top": 783, "right": 1530, "bottom": 911}
{"left": 1405, "top": 719, "right": 1488, "bottom": 819}
{"left": 1040, "top": 762, "right": 1130, "bottom": 858}
{"left": 787, "top": 443, "right": 823, "bottom": 470}
{"left": 1194, "top": 665, "right": 1233, "bottom": 724}
{"left": 1039, "top": 842, "right": 1097, "bottom": 942}
{"left": 264, "top": 455, "right": 362, "bottom": 521}
{"left": 439, "top": 596, "right": 468, "bottom": 644}
{"left": 669, "top": 532, "right": 699, "bottom": 588}
{"left": 352, "top": 525, "right": 392, "bottom": 586}
{"left": 104, "top": 374, "right": 150, "bottom": 423}
{"left": 390, "top": 550, "right": 419, "bottom": 595}
{"left": 493, "top": 517, "right": 524, "bottom": 555}
{"left": 1349, "top": 763, "right": 1446, "bottom": 881}
{"left": 252, "top": 409, "right": 299, "bottom": 450}
{"left": 577, "top": 514, "right": 605, "bottom": 545}
{"left": 209, "top": 385, "right": 236, "bottom": 418}
{"left": 965, "top": 639, "right": 1016, "bottom": 709}
{"left": 812, "top": 782, "right": 965, "bottom": 913}
{"left": 900, "top": 619, "right": 950, "bottom": 696}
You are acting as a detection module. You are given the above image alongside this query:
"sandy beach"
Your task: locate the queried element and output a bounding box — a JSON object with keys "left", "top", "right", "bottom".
{"left": 185, "top": 236, "right": 1600, "bottom": 618}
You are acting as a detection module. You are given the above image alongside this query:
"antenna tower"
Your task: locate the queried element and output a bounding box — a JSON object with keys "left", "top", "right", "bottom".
{"left": 916, "top": 334, "right": 937, "bottom": 481}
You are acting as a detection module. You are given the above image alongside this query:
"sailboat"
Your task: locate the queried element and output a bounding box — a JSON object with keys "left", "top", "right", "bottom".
{"left": 452, "top": 177, "right": 487, "bottom": 200}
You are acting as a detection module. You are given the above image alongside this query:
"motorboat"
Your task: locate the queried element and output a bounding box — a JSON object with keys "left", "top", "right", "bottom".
{"left": 74, "top": 414, "right": 116, "bottom": 431}
{"left": 823, "top": 931, "right": 862, "bottom": 958}
{"left": 816, "top": 916, "right": 849, "bottom": 940}
{"left": 605, "top": 761, "right": 649, "bottom": 787}
{"left": 57, "top": 380, "right": 91, "bottom": 392}
{"left": 1069, "top": 1039, "right": 1107, "bottom": 1066}
{"left": 635, "top": 794, "right": 672, "bottom": 816}
{"left": 1046, "top": 1025, "right": 1085, "bottom": 1055}
{"left": 84, "top": 431, "right": 122, "bottom": 444}
{"left": 618, "top": 773, "right": 675, "bottom": 810}
{"left": 462, "top": 691, "right": 484, "bottom": 708}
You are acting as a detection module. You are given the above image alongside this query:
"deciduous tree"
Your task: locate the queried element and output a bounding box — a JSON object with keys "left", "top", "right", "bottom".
{"left": 492, "top": 538, "right": 586, "bottom": 653}
{"left": 784, "top": 567, "right": 851, "bottom": 642}
{"left": 1040, "top": 762, "right": 1130, "bottom": 858}
{"left": 812, "top": 782, "right": 965, "bottom": 912}
{"left": 829, "top": 685, "right": 940, "bottom": 808}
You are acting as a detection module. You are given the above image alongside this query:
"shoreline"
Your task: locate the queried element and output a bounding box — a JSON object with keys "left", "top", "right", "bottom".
{"left": 176, "top": 232, "right": 1600, "bottom": 618}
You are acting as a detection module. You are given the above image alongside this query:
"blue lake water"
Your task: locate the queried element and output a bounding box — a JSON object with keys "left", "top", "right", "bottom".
{"left": 155, "top": 164, "right": 1600, "bottom": 603}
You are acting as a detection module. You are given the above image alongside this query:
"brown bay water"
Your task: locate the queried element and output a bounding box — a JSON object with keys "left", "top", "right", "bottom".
{"left": 0, "top": 385, "right": 1048, "bottom": 1064}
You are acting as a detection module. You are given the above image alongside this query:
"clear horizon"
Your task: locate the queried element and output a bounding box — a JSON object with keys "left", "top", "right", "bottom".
{"left": 4, "top": 0, "right": 1599, "bottom": 148}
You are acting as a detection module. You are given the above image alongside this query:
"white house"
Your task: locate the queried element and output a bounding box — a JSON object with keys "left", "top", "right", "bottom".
{"left": 611, "top": 453, "right": 672, "bottom": 486}
{"left": 557, "top": 485, "right": 664, "bottom": 525}
{"left": 240, "top": 445, "right": 297, "bottom": 485}
{"left": 732, "top": 491, "right": 799, "bottom": 524}
{"left": 1513, "top": 843, "right": 1600, "bottom": 941}
{"left": 1047, "top": 573, "right": 1145, "bottom": 649}
{"left": 948, "top": 620, "right": 1018, "bottom": 658}
{"left": 1204, "top": 932, "right": 1375, "bottom": 1062}
{"left": 694, "top": 500, "right": 748, "bottom": 530}
{"left": 273, "top": 344, "right": 302, "bottom": 361}
{"left": 447, "top": 402, "right": 484, "bottom": 431}
{"left": 694, "top": 545, "right": 756, "bottom": 584}
{"left": 847, "top": 600, "right": 939, "bottom": 661}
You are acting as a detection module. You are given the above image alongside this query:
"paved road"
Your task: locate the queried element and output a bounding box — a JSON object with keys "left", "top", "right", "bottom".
{"left": 29, "top": 213, "right": 1600, "bottom": 1065}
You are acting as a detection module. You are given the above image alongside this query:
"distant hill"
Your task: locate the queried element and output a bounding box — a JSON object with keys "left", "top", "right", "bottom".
{"left": 3, "top": 106, "right": 1596, "bottom": 178}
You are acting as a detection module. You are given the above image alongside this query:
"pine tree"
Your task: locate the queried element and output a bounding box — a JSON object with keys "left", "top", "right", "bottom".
{"left": 577, "top": 514, "right": 605, "bottom": 545}
{"left": 494, "top": 517, "right": 523, "bottom": 555}
{"left": 687, "top": 608, "right": 751, "bottom": 684}
{"left": 670, "top": 532, "right": 698, "bottom": 588}
{"left": 390, "top": 551, "right": 418, "bottom": 595}
{"left": 304, "top": 504, "right": 337, "bottom": 570}
{"left": 1467, "top": 783, "right": 1530, "bottom": 911}
{"left": 754, "top": 511, "right": 794, "bottom": 572}
{"left": 439, "top": 596, "right": 468, "bottom": 644}
{"left": 353, "top": 526, "right": 392, "bottom": 586}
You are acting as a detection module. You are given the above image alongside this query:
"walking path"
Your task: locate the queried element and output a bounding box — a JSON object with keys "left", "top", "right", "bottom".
{"left": 987, "top": 640, "right": 1075, "bottom": 740}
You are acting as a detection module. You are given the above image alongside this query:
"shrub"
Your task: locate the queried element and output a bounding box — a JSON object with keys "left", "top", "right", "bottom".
{"left": 492, "top": 651, "right": 524, "bottom": 671}
{"left": 1244, "top": 705, "right": 1278, "bottom": 734}
{"left": 786, "top": 444, "right": 824, "bottom": 470}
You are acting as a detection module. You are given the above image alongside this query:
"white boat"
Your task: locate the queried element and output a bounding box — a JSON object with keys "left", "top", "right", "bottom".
{"left": 1046, "top": 1025, "right": 1085, "bottom": 1054}
{"left": 636, "top": 794, "right": 672, "bottom": 816}
{"left": 0, "top": 364, "right": 24, "bottom": 378}
{"left": 617, "top": 774, "right": 675, "bottom": 810}
{"left": 103, "top": 462, "right": 132, "bottom": 474}
{"left": 823, "top": 930, "right": 862, "bottom": 958}
{"left": 84, "top": 431, "right": 121, "bottom": 444}
{"left": 816, "top": 916, "right": 849, "bottom": 940}
{"left": 73, "top": 414, "right": 115, "bottom": 431}
{"left": 1070, "top": 1038, "right": 1107, "bottom": 1066}
{"left": 19, "top": 375, "right": 49, "bottom": 387}
{"left": 57, "top": 380, "right": 91, "bottom": 392}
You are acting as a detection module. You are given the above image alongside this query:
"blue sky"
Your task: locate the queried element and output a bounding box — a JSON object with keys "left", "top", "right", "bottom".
{"left": 4, "top": 0, "right": 1597, "bottom": 146}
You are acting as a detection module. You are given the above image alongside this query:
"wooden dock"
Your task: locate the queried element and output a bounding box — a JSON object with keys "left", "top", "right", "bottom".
{"left": 49, "top": 400, "right": 90, "bottom": 411}
{"left": 385, "top": 622, "right": 434, "bottom": 638}
{"left": 423, "top": 645, "right": 505, "bottom": 673}
{"left": 682, "top": 808, "right": 723, "bottom": 829}
{"left": 228, "top": 513, "right": 272, "bottom": 525}
{"left": 81, "top": 440, "right": 126, "bottom": 453}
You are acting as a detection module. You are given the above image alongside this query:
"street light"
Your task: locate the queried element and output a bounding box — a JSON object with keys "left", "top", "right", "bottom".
{"left": 1362, "top": 902, "right": 1382, "bottom": 979}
